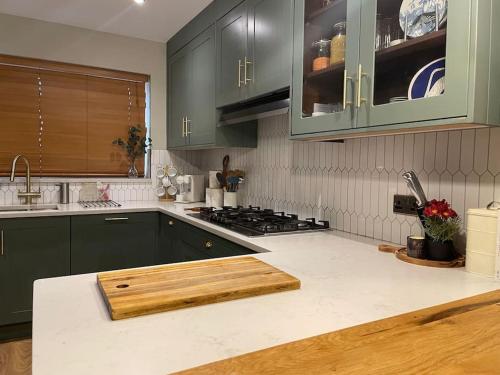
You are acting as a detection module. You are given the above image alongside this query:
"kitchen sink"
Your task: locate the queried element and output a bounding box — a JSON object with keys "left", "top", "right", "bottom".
{"left": 0, "top": 204, "right": 59, "bottom": 212}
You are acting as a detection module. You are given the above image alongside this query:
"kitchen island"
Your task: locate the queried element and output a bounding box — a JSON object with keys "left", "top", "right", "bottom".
{"left": 31, "top": 202, "right": 500, "bottom": 374}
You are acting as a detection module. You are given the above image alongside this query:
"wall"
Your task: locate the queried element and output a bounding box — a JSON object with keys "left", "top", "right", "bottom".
{"left": 181, "top": 114, "right": 500, "bottom": 249}
{"left": 0, "top": 13, "right": 167, "bottom": 149}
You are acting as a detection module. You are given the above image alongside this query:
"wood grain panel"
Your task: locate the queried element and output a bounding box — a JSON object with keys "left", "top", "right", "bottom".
{"left": 87, "top": 77, "right": 146, "bottom": 175}
{"left": 0, "top": 66, "right": 39, "bottom": 175}
{"left": 0, "top": 339, "right": 31, "bottom": 375}
{"left": 0, "top": 54, "right": 148, "bottom": 82}
{"left": 175, "top": 289, "right": 500, "bottom": 375}
{"left": 97, "top": 257, "right": 301, "bottom": 320}
{"left": 38, "top": 71, "right": 88, "bottom": 175}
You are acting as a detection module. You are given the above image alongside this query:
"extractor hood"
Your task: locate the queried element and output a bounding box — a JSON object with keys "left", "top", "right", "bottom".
{"left": 219, "top": 89, "right": 289, "bottom": 126}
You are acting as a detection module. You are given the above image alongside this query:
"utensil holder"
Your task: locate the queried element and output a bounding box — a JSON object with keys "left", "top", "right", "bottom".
{"left": 209, "top": 171, "right": 222, "bottom": 189}
{"left": 206, "top": 188, "right": 223, "bottom": 208}
{"left": 223, "top": 192, "right": 238, "bottom": 208}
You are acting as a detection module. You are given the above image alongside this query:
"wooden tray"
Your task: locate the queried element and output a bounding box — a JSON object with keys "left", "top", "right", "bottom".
{"left": 97, "top": 256, "right": 300, "bottom": 320}
{"left": 378, "top": 244, "right": 465, "bottom": 268}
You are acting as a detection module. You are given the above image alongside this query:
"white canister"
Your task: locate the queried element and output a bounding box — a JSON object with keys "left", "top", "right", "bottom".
{"left": 209, "top": 171, "right": 222, "bottom": 189}
{"left": 223, "top": 191, "right": 238, "bottom": 208}
{"left": 466, "top": 208, "right": 499, "bottom": 278}
{"left": 206, "top": 188, "right": 223, "bottom": 208}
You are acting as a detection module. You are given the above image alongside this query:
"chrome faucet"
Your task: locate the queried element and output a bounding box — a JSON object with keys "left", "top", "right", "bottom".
{"left": 10, "top": 155, "right": 41, "bottom": 205}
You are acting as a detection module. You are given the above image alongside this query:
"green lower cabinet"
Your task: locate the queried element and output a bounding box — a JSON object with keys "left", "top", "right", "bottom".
{"left": 159, "top": 214, "right": 256, "bottom": 264}
{"left": 71, "top": 213, "right": 158, "bottom": 274}
{"left": 0, "top": 217, "right": 70, "bottom": 326}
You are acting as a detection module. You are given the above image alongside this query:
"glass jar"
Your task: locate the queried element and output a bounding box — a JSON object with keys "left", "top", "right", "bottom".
{"left": 312, "top": 39, "right": 330, "bottom": 71}
{"left": 330, "top": 21, "right": 346, "bottom": 65}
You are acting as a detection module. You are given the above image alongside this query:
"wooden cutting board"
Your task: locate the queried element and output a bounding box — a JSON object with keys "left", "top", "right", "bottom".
{"left": 97, "top": 256, "right": 300, "bottom": 320}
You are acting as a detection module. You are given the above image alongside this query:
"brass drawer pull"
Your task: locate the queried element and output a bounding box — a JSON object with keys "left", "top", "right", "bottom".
{"left": 244, "top": 57, "right": 252, "bottom": 85}
{"left": 1, "top": 229, "right": 4, "bottom": 256}
{"left": 168, "top": 220, "right": 175, "bottom": 226}
{"left": 204, "top": 240, "right": 213, "bottom": 249}
{"left": 343, "top": 69, "right": 353, "bottom": 110}
{"left": 104, "top": 217, "right": 129, "bottom": 222}
{"left": 185, "top": 118, "right": 192, "bottom": 135}
{"left": 356, "top": 64, "right": 367, "bottom": 108}
{"left": 238, "top": 59, "right": 244, "bottom": 88}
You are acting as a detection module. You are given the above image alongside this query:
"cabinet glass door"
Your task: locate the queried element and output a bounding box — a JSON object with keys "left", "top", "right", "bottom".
{"left": 291, "top": 0, "right": 361, "bottom": 136}
{"left": 357, "top": 0, "right": 470, "bottom": 127}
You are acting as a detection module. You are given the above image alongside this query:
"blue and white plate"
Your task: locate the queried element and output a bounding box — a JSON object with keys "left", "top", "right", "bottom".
{"left": 408, "top": 57, "right": 446, "bottom": 99}
{"left": 400, "top": 0, "right": 447, "bottom": 38}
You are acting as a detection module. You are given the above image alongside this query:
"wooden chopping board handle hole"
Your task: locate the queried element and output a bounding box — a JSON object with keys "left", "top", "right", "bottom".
{"left": 116, "top": 284, "right": 130, "bottom": 289}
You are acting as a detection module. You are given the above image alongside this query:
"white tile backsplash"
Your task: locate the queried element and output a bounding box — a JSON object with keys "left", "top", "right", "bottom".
{"left": 173, "top": 114, "right": 500, "bottom": 249}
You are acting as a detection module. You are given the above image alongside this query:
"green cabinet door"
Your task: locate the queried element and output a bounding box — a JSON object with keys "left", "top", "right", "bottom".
{"left": 356, "top": 0, "right": 470, "bottom": 128}
{"left": 0, "top": 217, "right": 70, "bottom": 326}
{"left": 71, "top": 213, "right": 158, "bottom": 274}
{"left": 216, "top": 1, "right": 249, "bottom": 107}
{"left": 247, "top": 0, "right": 293, "bottom": 99}
{"left": 167, "top": 47, "right": 190, "bottom": 148}
{"left": 188, "top": 25, "right": 217, "bottom": 146}
{"left": 158, "top": 214, "right": 256, "bottom": 264}
{"left": 290, "top": 0, "right": 361, "bottom": 136}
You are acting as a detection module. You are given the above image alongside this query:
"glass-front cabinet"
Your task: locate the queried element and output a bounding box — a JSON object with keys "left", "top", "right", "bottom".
{"left": 291, "top": 0, "right": 478, "bottom": 137}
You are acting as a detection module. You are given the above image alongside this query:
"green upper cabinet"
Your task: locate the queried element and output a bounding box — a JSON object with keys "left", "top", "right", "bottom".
{"left": 216, "top": 0, "right": 293, "bottom": 107}
{"left": 247, "top": 0, "right": 293, "bottom": 99}
{"left": 216, "top": 1, "right": 249, "bottom": 107}
{"left": 291, "top": 0, "right": 361, "bottom": 136}
{"left": 0, "top": 217, "right": 70, "bottom": 326}
{"left": 167, "top": 24, "right": 258, "bottom": 150}
{"left": 167, "top": 47, "right": 190, "bottom": 148}
{"left": 291, "top": 0, "right": 500, "bottom": 139}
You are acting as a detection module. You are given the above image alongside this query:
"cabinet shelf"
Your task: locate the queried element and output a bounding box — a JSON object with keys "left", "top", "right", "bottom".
{"left": 375, "top": 29, "right": 447, "bottom": 64}
{"left": 305, "top": 61, "right": 345, "bottom": 82}
{"left": 306, "top": 0, "right": 346, "bottom": 22}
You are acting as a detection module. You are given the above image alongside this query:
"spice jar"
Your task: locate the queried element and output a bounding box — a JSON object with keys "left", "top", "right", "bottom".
{"left": 330, "top": 21, "right": 346, "bottom": 65}
{"left": 312, "top": 39, "right": 330, "bottom": 71}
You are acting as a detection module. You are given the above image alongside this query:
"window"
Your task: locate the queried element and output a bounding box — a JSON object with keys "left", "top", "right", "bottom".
{"left": 0, "top": 54, "right": 149, "bottom": 177}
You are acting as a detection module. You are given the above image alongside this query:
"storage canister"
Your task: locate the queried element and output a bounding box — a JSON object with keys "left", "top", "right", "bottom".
{"left": 466, "top": 208, "right": 499, "bottom": 278}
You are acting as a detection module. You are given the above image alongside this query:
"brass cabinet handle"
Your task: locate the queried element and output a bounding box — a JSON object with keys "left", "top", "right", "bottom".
{"left": 185, "top": 118, "right": 192, "bottom": 135}
{"left": 343, "top": 70, "right": 353, "bottom": 110}
{"left": 244, "top": 57, "right": 252, "bottom": 85}
{"left": 181, "top": 117, "right": 186, "bottom": 137}
{"left": 168, "top": 220, "right": 174, "bottom": 226}
{"left": 204, "top": 240, "right": 213, "bottom": 249}
{"left": 238, "top": 59, "right": 243, "bottom": 88}
{"left": 356, "top": 64, "right": 367, "bottom": 108}
{"left": 1, "top": 229, "right": 4, "bottom": 256}
{"left": 104, "top": 217, "right": 129, "bottom": 222}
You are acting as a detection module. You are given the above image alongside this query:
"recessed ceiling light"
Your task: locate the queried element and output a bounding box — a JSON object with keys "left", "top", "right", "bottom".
{"left": 134, "top": 0, "right": 146, "bottom": 4}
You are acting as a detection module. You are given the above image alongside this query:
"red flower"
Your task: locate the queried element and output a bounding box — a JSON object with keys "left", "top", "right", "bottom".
{"left": 423, "top": 199, "right": 458, "bottom": 220}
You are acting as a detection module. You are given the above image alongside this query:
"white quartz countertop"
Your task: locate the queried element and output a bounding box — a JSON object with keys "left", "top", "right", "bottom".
{"left": 31, "top": 202, "right": 499, "bottom": 375}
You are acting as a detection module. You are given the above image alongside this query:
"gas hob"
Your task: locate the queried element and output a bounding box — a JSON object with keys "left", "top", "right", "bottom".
{"left": 189, "top": 206, "right": 330, "bottom": 237}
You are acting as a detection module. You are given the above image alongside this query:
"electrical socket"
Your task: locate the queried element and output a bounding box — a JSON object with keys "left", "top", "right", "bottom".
{"left": 393, "top": 195, "right": 418, "bottom": 216}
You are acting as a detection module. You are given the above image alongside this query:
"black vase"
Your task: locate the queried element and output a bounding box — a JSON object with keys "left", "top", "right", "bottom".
{"left": 426, "top": 239, "right": 455, "bottom": 261}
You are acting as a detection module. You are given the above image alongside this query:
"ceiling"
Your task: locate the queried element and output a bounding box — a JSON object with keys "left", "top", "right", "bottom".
{"left": 0, "top": 0, "right": 213, "bottom": 42}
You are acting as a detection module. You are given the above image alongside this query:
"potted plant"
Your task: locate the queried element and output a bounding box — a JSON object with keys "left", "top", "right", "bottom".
{"left": 423, "top": 199, "right": 461, "bottom": 261}
{"left": 112, "top": 125, "right": 152, "bottom": 178}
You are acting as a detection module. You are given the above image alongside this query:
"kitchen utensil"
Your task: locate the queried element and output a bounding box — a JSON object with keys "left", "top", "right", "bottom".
{"left": 156, "top": 166, "right": 166, "bottom": 179}
{"left": 402, "top": 171, "right": 427, "bottom": 206}
{"left": 222, "top": 155, "right": 230, "bottom": 180}
{"left": 184, "top": 207, "right": 204, "bottom": 212}
{"left": 97, "top": 256, "right": 300, "bottom": 320}
{"left": 409, "top": 58, "right": 445, "bottom": 99}
{"left": 400, "top": 0, "right": 447, "bottom": 38}
{"left": 216, "top": 172, "right": 226, "bottom": 188}
{"left": 162, "top": 176, "right": 171, "bottom": 187}
{"left": 209, "top": 171, "right": 222, "bottom": 188}
{"left": 166, "top": 166, "right": 178, "bottom": 178}
{"left": 166, "top": 185, "right": 178, "bottom": 196}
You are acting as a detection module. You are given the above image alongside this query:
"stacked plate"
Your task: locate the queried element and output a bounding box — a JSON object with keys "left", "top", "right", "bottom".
{"left": 400, "top": 0, "right": 448, "bottom": 38}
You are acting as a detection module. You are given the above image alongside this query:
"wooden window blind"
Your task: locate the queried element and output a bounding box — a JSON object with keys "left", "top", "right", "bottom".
{"left": 0, "top": 55, "right": 149, "bottom": 177}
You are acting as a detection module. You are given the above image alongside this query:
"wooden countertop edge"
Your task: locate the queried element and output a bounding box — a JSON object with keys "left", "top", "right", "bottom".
{"left": 173, "top": 289, "right": 500, "bottom": 374}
